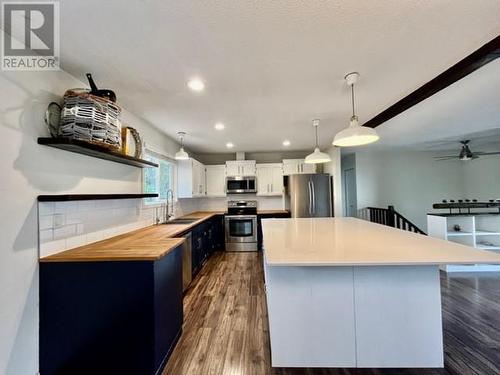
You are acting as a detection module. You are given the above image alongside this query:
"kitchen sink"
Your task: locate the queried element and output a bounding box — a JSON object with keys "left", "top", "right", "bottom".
{"left": 163, "top": 218, "right": 198, "bottom": 225}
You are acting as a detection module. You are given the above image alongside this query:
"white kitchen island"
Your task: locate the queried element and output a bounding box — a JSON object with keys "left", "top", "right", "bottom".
{"left": 262, "top": 217, "right": 500, "bottom": 368}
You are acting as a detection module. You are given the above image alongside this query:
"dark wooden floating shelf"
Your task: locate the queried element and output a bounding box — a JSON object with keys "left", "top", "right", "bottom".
{"left": 37, "top": 137, "right": 159, "bottom": 168}
{"left": 38, "top": 193, "right": 159, "bottom": 202}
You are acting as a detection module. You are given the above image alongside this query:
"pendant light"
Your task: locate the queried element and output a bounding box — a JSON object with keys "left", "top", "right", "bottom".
{"left": 333, "top": 72, "right": 379, "bottom": 147}
{"left": 174, "top": 132, "right": 190, "bottom": 160}
{"left": 304, "top": 119, "right": 332, "bottom": 164}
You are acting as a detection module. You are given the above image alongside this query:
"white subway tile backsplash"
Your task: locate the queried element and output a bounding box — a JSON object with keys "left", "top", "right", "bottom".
{"left": 76, "top": 224, "right": 84, "bottom": 235}
{"left": 100, "top": 200, "right": 116, "bottom": 210}
{"left": 40, "top": 239, "right": 67, "bottom": 257}
{"left": 39, "top": 229, "right": 53, "bottom": 243}
{"left": 38, "top": 202, "right": 55, "bottom": 215}
{"left": 39, "top": 215, "right": 53, "bottom": 230}
{"left": 52, "top": 213, "right": 65, "bottom": 229}
{"left": 54, "top": 202, "right": 67, "bottom": 213}
{"left": 65, "top": 212, "right": 84, "bottom": 225}
{"left": 86, "top": 231, "right": 104, "bottom": 244}
{"left": 38, "top": 198, "right": 172, "bottom": 257}
{"left": 55, "top": 201, "right": 79, "bottom": 213}
{"left": 78, "top": 200, "right": 95, "bottom": 211}
{"left": 53, "top": 224, "right": 77, "bottom": 239}
{"left": 66, "top": 234, "right": 86, "bottom": 249}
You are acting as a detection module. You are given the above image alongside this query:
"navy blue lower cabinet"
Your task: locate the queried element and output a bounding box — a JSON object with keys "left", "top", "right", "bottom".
{"left": 188, "top": 216, "right": 225, "bottom": 277}
{"left": 192, "top": 228, "right": 203, "bottom": 275}
{"left": 215, "top": 215, "right": 225, "bottom": 250}
{"left": 40, "top": 245, "right": 183, "bottom": 375}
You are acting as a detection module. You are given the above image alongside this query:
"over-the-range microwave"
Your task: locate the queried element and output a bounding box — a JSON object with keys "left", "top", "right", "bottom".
{"left": 226, "top": 176, "right": 257, "bottom": 194}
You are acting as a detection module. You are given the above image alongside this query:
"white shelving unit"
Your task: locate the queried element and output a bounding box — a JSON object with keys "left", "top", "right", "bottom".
{"left": 427, "top": 213, "right": 500, "bottom": 272}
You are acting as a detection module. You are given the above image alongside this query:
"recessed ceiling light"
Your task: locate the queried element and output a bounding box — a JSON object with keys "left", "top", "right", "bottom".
{"left": 283, "top": 140, "right": 291, "bottom": 146}
{"left": 226, "top": 142, "right": 234, "bottom": 149}
{"left": 187, "top": 78, "right": 205, "bottom": 92}
{"left": 214, "top": 122, "right": 225, "bottom": 130}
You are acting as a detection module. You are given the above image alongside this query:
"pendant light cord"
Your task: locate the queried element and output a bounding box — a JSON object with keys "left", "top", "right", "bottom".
{"left": 351, "top": 83, "right": 356, "bottom": 118}
{"left": 315, "top": 124, "right": 319, "bottom": 148}
{"left": 178, "top": 132, "right": 185, "bottom": 148}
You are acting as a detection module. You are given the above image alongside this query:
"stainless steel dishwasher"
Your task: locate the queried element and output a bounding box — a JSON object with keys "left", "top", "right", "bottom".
{"left": 182, "top": 232, "right": 192, "bottom": 292}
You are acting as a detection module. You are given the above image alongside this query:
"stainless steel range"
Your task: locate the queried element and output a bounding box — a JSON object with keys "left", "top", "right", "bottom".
{"left": 225, "top": 200, "right": 258, "bottom": 252}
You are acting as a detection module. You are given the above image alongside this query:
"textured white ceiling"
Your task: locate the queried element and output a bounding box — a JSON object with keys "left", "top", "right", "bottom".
{"left": 59, "top": 0, "right": 500, "bottom": 153}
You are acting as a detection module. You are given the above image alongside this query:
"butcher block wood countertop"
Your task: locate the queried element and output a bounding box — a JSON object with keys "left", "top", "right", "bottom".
{"left": 40, "top": 211, "right": 223, "bottom": 262}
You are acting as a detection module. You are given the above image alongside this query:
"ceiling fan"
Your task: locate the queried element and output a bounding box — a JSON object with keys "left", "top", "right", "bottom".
{"left": 434, "top": 140, "right": 500, "bottom": 161}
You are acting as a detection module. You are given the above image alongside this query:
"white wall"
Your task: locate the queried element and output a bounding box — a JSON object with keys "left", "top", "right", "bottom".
{"left": 0, "top": 70, "right": 181, "bottom": 374}
{"left": 354, "top": 150, "right": 464, "bottom": 231}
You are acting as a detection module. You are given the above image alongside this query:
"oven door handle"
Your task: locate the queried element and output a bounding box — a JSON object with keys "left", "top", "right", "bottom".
{"left": 225, "top": 215, "right": 257, "bottom": 220}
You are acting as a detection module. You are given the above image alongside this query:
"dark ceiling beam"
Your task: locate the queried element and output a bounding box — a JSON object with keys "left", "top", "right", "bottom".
{"left": 363, "top": 35, "right": 500, "bottom": 129}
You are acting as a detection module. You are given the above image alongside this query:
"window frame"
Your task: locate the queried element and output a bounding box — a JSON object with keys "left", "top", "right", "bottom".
{"left": 141, "top": 146, "right": 177, "bottom": 207}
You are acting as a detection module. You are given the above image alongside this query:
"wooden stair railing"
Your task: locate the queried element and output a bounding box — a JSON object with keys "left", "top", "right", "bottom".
{"left": 359, "top": 206, "right": 426, "bottom": 235}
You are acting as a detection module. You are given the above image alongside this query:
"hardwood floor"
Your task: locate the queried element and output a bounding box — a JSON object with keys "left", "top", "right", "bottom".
{"left": 163, "top": 252, "right": 500, "bottom": 375}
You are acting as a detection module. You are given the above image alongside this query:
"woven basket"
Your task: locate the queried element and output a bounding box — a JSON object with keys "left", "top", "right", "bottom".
{"left": 58, "top": 89, "right": 122, "bottom": 150}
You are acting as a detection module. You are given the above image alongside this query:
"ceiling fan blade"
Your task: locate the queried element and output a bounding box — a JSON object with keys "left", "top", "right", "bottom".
{"left": 474, "top": 151, "right": 500, "bottom": 156}
{"left": 433, "top": 156, "right": 458, "bottom": 161}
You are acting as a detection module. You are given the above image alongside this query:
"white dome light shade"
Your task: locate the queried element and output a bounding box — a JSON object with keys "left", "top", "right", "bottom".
{"left": 175, "top": 147, "right": 189, "bottom": 160}
{"left": 304, "top": 147, "right": 331, "bottom": 164}
{"left": 333, "top": 117, "right": 379, "bottom": 147}
{"left": 333, "top": 72, "right": 380, "bottom": 147}
{"left": 305, "top": 119, "right": 331, "bottom": 164}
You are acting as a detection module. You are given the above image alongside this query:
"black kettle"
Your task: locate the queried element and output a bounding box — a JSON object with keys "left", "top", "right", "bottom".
{"left": 86, "top": 73, "right": 117, "bottom": 102}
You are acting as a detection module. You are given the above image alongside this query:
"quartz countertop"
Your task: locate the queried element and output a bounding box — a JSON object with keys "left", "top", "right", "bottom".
{"left": 262, "top": 217, "right": 500, "bottom": 266}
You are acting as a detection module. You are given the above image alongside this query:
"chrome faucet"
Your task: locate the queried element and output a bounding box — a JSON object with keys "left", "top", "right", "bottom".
{"left": 166, "top": 189, "right": 174, "bottom": 221}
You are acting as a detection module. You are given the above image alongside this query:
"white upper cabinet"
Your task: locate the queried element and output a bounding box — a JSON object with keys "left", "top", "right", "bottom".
{"left": 177, "top": 158, "right": 206, "bottom": 198}
{"left": 226, "top": 160, "right": 256, "bottom": 177}
{"left": 256, "top": 163, "right": 284, "bottom": 196}
{"left": 205, "top": 165, "right": 227, "bottom": 197}
{"left": 283, "top": 159, "right": 317, "bottom": 175}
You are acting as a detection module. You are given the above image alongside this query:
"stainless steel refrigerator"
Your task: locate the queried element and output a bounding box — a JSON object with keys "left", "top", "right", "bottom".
{"left": 286, "top": 174, "right": 333, "bottom": 217}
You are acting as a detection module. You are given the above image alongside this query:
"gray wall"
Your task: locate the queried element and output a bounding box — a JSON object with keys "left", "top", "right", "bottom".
{"left": 354, "top": 150, "right": 464, "bottom": 231}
